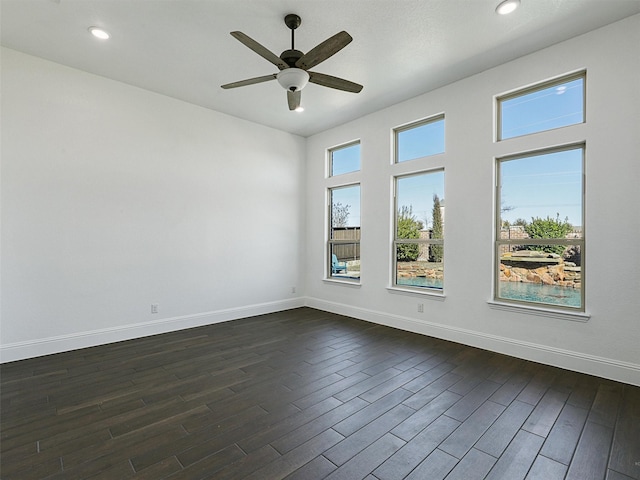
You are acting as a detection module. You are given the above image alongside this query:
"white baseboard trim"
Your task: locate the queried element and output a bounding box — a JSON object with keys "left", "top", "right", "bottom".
{"left": 4, "top": 297, "right": 638, "bottom": 387}
{"left": 306, "top": 298, "right": 640, "bottom": 387}
{"left": 0, "top": 298, "right": 305, "bottom": 364}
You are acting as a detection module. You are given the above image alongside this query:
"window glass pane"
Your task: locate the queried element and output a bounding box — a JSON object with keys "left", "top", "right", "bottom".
{"left": 499, "top": 244, "right": 582, "bottom": 308}
{"left": 499, "top": 76, "right": 584, "bottom": 140}
{"left": 396, "top": 245, "right": 444, "bottom": 289}
{"left": 497, "top": 147, "right": 583, "bottom": 310}
{"left": 330, "top": 142, "right": 360, "bottom": 176}
{"left": 331, "top": 185, "right": 360, "bottom": 232}
{"left": 499, "top": 148, "right": 582, "bottom": 229}
{"left": 395, "top": 171, "right": 444, "bottom": 290}
{"left": 396, "top": 172, "right": 444, "bottom": 238}
{"left": 396, "top": 117, "right": 445, "bottom": 162}
{"left": 330, "top": 185, "right": 360, "bottom": 279}
{"left": 330, "top": 243, "right": 360, "bottom": 279}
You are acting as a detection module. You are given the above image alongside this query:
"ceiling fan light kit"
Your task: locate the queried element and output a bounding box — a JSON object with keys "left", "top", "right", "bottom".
{"left": 221, "top": 13, "right": 363, "bottom": 111}
{"left": 276, "top": 68, "right": 309, "bottom": 92}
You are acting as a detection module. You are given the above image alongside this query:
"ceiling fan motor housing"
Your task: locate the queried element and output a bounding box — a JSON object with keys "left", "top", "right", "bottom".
{"left": 277, "top": 68, "right": 309, "bottom": 92}
{"left": 280, "top": 49, "right": 303, "bottom": 67}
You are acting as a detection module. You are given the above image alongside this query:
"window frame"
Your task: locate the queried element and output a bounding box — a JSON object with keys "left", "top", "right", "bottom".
{"left": 496, "top": 71, "right": 586, "bottom": 142}
{"left": 391, "top": 168, "right": 445, "bottom": 294}
{"left": 327, "top": 183, "right": 361, "bottom": 283}
{"left": 494, "top": 143, "right": 586, "bottom": 312}
{"left": 328, "top": 140, "right": 361, "bottom": 177}
{"left": 393, "top": 114, "right": 445, "bottom": 164}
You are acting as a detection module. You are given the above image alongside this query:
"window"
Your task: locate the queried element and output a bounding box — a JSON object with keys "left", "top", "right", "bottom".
{"left": 327, "top": 140, "right": 361, "bottom": 281}
{"left": 329, "top": 141, "right": 360, "bottom": 176}
{"left": 395, "top": 115, "right": 445, "bottom": 163}
{"left": 328, "top": 184, "right": 360, "bottom": 280}
{"left": 498, "top": 72, "right": 585, "bottom": 140}
{"left": 393, "top": 170, "right": 445, "bottom": 291}
{"left": 496, "top": 145, "right": 584, "bottom": 310}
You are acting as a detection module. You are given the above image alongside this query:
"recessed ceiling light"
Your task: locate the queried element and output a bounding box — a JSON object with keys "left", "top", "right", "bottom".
{"left": 495, "top": 0, "right": 520, "bottom": 15}
{"left": 88, "top": 27, "right": 110, "bottom": 40}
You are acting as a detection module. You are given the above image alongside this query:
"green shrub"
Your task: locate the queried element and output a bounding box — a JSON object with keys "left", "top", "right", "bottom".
{"left": 523, "top": 214, "right": 573, "bottom": 255}
{"left": 397, "top": 206, "right": 423, "bottom": 261}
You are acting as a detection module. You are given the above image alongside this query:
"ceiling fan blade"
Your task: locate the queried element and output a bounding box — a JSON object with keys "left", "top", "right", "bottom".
{"left": 295, "top": 31, "right": 352, "bottom": 70}
{"left": 230, "top": 31, "right": 288, "bottom": 70}
{"left": 221, "top": 74, "right": 277, "bottom": 89}
{"left": 308, "top": 72, "right": 363, "bottom": 93}
{"left": 287, "top": 90, "right": 301, "bottom": 111}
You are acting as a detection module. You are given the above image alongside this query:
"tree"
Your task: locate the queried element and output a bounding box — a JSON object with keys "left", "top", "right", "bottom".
{"left": 396, "top": 206, "right": 423, "bottom": 261}
{"left": 430, "top": 194, "right": 444, "bottom": 262}
{"left": 332, "top": 202, "right": 350, "bottom": 228}
{"left": 523, "top": 214, "right": 573, "bottom": 255}
{"left": 500, "top": 202, "right": 515, "bottom": 228}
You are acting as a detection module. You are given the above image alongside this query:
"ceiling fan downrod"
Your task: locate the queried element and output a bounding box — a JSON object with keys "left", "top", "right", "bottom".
{"left": 284, "top": 14, "right": 302, "bottom": 50}
{"left": 280, "top": 14, "right": 304, "bottom": 68}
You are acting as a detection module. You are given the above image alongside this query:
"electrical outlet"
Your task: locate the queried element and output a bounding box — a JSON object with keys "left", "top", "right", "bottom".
{"left": 417, "top": 303, "right": 424, "bottom": 313}
{"left": 151, "top": 303, "right": 159, "bottom": 314}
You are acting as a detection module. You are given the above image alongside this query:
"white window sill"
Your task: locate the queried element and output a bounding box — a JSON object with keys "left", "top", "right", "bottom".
{"left": 323, "top": 278, "right": 362, "bottom": 288}
{"left": 487, "top": 300, "right": 590, "bottom": 322}
{"left": 386, "top": 286, "right": 446, "bottom": 301}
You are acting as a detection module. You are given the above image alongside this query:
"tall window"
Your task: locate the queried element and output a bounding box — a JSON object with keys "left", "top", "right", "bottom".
{"left": 329, "top": 142, "right": 360, "bottom": 176}
{"left": 498, "top": 72, "right": 585, "bottom": 140}
{"left": 495, "top": 72, "right": 586, "bottom": 312}
{"left": 395, "top": 115, "right": 445, "bottom": 163}
{"left": 328, "top": 184, "right": 361, "bottom": 281}
{"left": 393, "top": 170, "right": 445, "bottom": 291}
{"left": 496, "top": 146, "right": 584, "bottom": 310}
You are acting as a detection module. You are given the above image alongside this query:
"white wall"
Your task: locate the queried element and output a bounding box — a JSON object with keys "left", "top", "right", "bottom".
{"left": 305, "top": 15, "right": 640, "bottom": 386}
{"left": 2, "top": 16, "right": 639, "bottom": 386}
{"left": 1, "top": 47, "right": 306, "bottom": 361}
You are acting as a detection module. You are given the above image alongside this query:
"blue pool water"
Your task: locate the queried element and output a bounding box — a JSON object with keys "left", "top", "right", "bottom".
{"left": 397, "top": 277, "right": 581, "bottom": 308}
{"left": 397, "top": 277, "right": 443, "bottom": 289}
{"left": 498, "top": 281, "right": 581, "bottom": 307}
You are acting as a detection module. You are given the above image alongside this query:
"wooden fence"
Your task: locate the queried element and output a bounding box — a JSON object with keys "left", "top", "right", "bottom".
{"left": 332, "top": 228, "right": 361, "bottom": 261}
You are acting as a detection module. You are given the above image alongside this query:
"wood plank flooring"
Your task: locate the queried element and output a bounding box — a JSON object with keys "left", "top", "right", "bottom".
{"left": 1, "top": 307, "right": 639, "bottom": 479}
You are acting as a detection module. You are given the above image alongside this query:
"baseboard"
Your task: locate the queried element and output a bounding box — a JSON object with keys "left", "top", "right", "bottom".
{"left": 0, "top": 298, "right": 305, "bottom": 363}
{"left": 5, "top": 297, "right": 638, "bottom": 387}
{"left": 306, "top": 297, "right": 640, "bottom": 387}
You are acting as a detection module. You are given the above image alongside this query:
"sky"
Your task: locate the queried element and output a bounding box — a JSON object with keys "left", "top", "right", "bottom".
{"left": 397, "top": 118, "right": 445, "bottom": 162}
{"left": 500, "top": 148, "right": 582, "bottom": 226}
{"left": 499, "top": 77, "right": 584, "bottom": 226}
{"left": 500, "top": 77, "right": 583, "bottom": 139}
{"left": 396, "top": 171, "right": 445, "bottom": 229}
{"left": 330, "top": 143, "right": 360, "bottom": 176}
{"left": 330, "top": 75, "right": 584, "bottom": 228}
{"left": 331, "top": 184, "right": 360, "bottom": 227}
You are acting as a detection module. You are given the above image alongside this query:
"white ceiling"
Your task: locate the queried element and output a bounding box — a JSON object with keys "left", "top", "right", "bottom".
{"left": 2, "top": 0, "right": 639, "bottom": 137}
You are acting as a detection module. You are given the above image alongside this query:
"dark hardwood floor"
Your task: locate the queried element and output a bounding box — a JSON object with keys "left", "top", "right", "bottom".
{"left": 1, "top": 307, "right": 638, "bottom": 480}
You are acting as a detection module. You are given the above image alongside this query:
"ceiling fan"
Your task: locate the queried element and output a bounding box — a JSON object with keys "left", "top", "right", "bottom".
{"left": 221, "top": 14, "right": 363, "bottom": 111}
